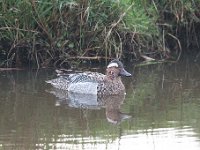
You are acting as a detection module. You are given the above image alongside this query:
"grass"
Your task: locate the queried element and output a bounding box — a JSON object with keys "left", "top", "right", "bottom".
{"left": 154, "top": 0, "right": 200, "bottom": 49}
{"left": 0, "top": 0, "right": 199, "bottom": 68}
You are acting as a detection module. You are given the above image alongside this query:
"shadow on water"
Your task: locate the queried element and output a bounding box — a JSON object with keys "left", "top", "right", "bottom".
{"left": 0, "top": 58, "right": 200, "bottom": 150}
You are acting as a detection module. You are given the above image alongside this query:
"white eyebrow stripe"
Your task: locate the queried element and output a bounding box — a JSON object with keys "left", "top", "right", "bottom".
{"left": 107, "top": 63, "right": 118, "bottom": 68}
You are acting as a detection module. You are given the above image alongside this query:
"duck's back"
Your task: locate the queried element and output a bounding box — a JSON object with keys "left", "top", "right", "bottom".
{"left": 46, "top": 72, "right": 105, "bottom": 94}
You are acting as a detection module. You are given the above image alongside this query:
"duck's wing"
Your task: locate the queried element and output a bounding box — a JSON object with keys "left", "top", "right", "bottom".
{"left": 46, "top": 72, "right": 105, "bottom": 91}
{"left": 63, "top": 72, "right": 105, "bottom": 83}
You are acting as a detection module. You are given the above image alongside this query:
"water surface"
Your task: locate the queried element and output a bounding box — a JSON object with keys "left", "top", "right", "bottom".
{"left": 0, "top": 60, "right": 200, "bottom": 150}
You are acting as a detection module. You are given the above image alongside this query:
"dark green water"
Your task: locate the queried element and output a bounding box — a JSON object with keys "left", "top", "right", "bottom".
{"left": 0, "top": 60, "right": 200, "bottom": 150}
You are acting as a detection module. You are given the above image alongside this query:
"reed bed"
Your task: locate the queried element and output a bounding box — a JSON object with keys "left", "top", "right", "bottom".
{"left": 0, "top": 0, "right": 199, "bottom": 67}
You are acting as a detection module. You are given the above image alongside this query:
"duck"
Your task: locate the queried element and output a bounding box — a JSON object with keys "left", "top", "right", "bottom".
{"left": 46, "top": 59, "right": 132, "bottom": 95}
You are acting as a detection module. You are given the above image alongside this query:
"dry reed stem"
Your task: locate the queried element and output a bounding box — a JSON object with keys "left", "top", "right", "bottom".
{"left": 168, "top": 33, "right": 182, "bottom": 62}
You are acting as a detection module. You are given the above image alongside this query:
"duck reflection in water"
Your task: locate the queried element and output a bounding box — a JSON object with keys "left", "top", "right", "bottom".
{"left": 47, "top": 88, "right": 131, "bottom": 124}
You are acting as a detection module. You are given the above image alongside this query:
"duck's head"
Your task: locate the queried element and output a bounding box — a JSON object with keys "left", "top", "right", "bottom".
{"left": 106, "top": 59, "right": 132, "bottom": 79}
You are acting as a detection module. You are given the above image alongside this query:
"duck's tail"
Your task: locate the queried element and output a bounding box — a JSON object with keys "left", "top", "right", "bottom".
{"left": 46, "top": 77, "right": 69, "bottom": 90}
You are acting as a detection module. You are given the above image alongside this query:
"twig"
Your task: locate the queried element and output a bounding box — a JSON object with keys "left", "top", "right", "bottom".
{"left": 167, "top": 33, "right": 182, "bottom": 62}
{"left": 0, "top": 27, "right": 39, "bottom": 33}
{"left": 67, "top": 56, "right": 112, "bottom": 60}
{"left": 0, "top": 68, "right": 23, "bottom": 71}
{"left": 141, "top": 55, "right": 155, "bottom": 61}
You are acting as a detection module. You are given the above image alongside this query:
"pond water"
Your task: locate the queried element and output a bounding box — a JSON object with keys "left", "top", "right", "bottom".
{"left": 0, "top": 59, "right": 200, "bottom": 150}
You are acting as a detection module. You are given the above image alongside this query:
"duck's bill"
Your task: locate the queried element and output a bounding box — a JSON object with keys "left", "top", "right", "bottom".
{"left": 119, "top": 68, "right": 132, "bottom": 77}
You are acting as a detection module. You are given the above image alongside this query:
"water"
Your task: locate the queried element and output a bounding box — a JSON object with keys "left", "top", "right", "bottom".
{"left": 0, "top": 60, "right": 200, "bottom": 150}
